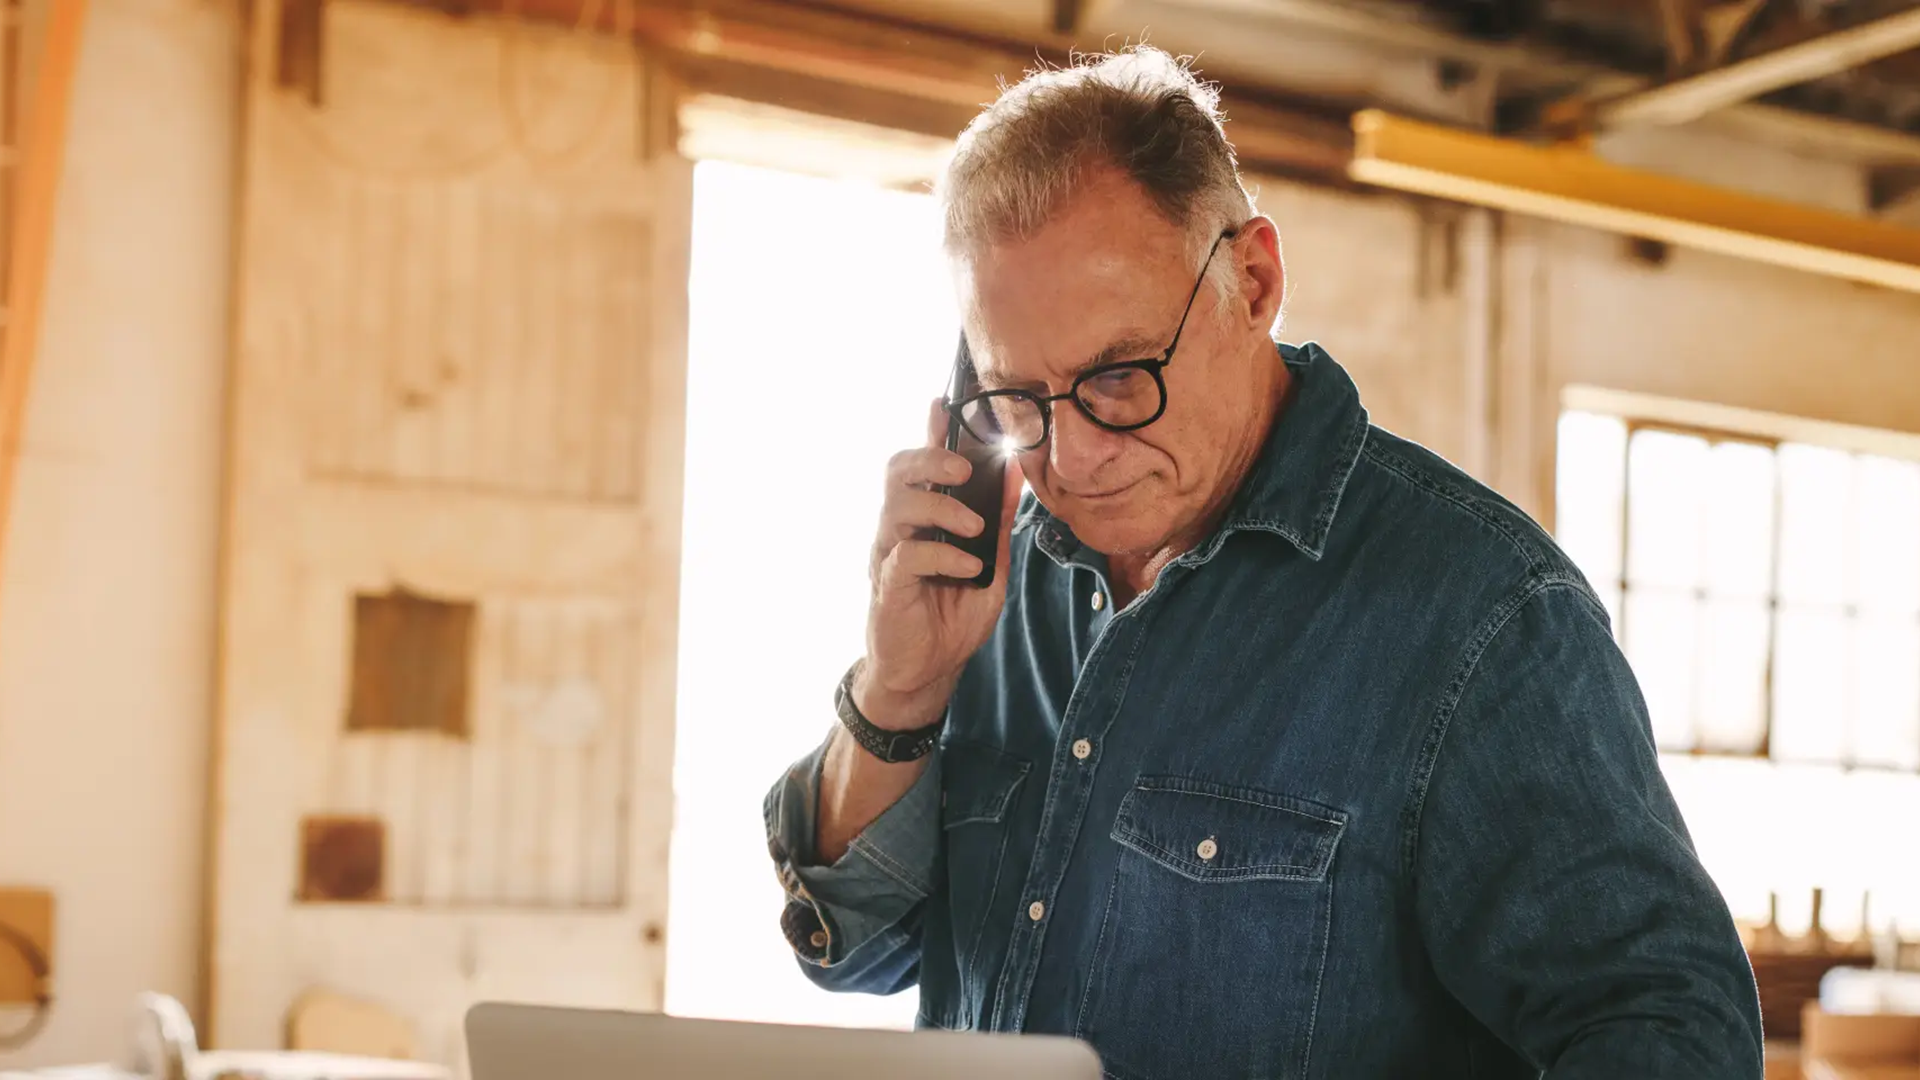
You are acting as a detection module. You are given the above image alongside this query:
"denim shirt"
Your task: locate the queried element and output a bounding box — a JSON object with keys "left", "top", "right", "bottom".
{"left": 764, "top": 343, "right": 1763, "bottom": 1078}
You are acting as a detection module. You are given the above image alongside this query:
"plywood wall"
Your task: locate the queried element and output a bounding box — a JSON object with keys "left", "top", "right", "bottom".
{"left": 206, "top": 0, "right": 690, "bottom": 1065}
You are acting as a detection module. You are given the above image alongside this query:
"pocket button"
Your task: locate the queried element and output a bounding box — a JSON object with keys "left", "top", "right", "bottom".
{"left": 1196, "top": 837, "right": 1219, "bottom": 861}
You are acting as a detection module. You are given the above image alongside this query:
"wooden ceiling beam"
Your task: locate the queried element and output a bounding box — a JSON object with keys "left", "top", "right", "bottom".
{"left": 1596, "top": 4, "right": 1920, "bottom": 129}
{"left": 392, "top": 0, "right": 1357, "bottom": 182}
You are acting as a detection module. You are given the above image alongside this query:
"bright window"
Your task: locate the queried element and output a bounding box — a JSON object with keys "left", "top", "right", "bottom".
{"left": 1556, "top": 409, "right": 1920, "bottom": 933}
{"left": 665, "top": 159, "right": 952, "bottom": 1029}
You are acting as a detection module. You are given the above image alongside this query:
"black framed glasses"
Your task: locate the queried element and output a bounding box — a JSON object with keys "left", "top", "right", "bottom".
{"left": 949, "top": 228, "right": 1237, "bottom": 453}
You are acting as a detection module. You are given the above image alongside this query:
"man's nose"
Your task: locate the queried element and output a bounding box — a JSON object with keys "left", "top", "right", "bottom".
{"left": 1047, "top": 404, "right": 1119, "bottom": 483}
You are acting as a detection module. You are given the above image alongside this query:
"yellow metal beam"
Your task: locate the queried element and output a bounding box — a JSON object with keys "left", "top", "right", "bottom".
{"left": 1349, "top": 109, "right": 1920, "bottom": 294}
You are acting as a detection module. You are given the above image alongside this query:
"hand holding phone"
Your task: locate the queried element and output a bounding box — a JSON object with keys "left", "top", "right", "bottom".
{"left": 931, "top": 335, "right": 1008, "bottom": 589}
{"left": 854, "top": 333, "right": 1023, "bottom": 730}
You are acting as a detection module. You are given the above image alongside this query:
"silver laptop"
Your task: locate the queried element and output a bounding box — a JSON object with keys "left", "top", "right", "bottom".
{"left": 465, "top": 1002, "right": 1103, "bottom": 1080}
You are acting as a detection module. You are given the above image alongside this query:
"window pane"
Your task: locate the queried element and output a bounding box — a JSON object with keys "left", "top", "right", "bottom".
{"left": 1701, "top": 441, "right": 1776, "bottom": 601}
{"left": 1851, "top": 454, "right": 1920, "bottom": 614}
{"left": 1555, "top": 411, "right": 1627, "bottom": 591}
{"left": 1626, "top": 429, "right": 1707, "bottom": 591}
{"left": 1624, "top": 590, "right": 1699, "bottom": 751}
{"left": 1778, "top": 444, "right": 1850, "bottom": 606}
{"left": 1851, "top": 614, "right": 1920, "bottom": 772}
{"left": 1772, "top": 607, "right": 1848, "bottom": 764}
{"left": 1697, "top": 597, "right": 1770, "bottom": 754}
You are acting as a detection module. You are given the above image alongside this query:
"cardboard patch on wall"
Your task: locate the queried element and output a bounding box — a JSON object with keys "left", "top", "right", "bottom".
{"left": 347, "top": 588, "right": 474, "bottom": 737}
{"left": 300, "top": 816, "right": 386, "bottom": 903}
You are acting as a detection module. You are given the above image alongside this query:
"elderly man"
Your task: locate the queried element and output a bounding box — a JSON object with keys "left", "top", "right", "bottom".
{"left": 763, "top": 47, "right": 1763, "bottom": 1078}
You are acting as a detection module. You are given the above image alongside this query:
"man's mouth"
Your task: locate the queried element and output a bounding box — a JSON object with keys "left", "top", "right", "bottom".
{"left": 1063, "top": 478, "right": 1143, "bottom": 501}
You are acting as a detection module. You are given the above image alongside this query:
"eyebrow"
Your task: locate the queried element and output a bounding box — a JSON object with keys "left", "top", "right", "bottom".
{"left": 977, "top": 332, "right": 1163, "bottom": 391}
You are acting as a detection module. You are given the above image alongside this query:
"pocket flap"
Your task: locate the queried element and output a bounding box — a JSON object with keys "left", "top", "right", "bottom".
{"left": 940, "top": 741, "right": 1031, "bottom": 827}
{"left": 1112, "top": 777, "right": 1345, "bottom": 883}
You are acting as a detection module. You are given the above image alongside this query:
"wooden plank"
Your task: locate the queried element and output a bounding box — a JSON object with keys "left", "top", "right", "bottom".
{"left": 542, "top": 605, "right": 588, "bottom": 905}
{"left": 578, "top": 611, "right": 624, "bottom": 906}
{"left": 0, "top": 0, "right": 90, "bottom": 607}
{"left": 416, "top": 732, "right": 465, "bottom": 906}
{"left": 475, "top": 187, "right": 517, "bottom": 497}
{"left": 432, "top": 181, "right": 481, "bottom": 490}
{"left": 391, "top": 183, "right": 440, "bottom": 482}
{"left": 354, "top": 179, "right": 398, "bottom": 479}
{"left": 384, "top": 0, "right": 1354, "bottom": 183}
{"left": 626, "top": 145, "right": 694, "bottom": 991}
{"left": 592, "top": 214, "right": 648, "bottom": 503}
{"left": 379, "top": 735, "right": 422, "bottom": 904}
{"left": 516, "top": 193, "right": 558, "bottom": 498}
{"left": 461, "top": 599, "right": 508, "bottom": 905}
{"left": 1600, "top": 6, "right": 1920, "bottom": 129}
{"left": 497, "top": 602, "right": 544, "bottom": 905}
{"left": 554, "top": 206, "right": 595, "bottom": 501}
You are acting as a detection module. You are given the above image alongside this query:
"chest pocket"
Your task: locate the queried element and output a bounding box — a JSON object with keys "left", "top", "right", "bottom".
{"left": 918, "top": 741, "right": 1030, "bottom": 1032}
{"left": 1078, "top": 777, "right": 1346, "bottom": 1080}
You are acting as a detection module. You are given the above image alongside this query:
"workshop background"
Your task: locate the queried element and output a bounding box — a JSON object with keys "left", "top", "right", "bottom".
{"left": 2, "top": 0, "right": 1920, "bottom": 1076}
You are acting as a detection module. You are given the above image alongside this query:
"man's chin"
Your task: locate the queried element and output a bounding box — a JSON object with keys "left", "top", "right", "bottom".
{"left": 1052, "top": 499, "right": 1166, "bottom": 557}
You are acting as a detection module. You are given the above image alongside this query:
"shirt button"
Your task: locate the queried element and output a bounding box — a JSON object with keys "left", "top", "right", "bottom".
{"left": 1090, "top": 590, "right": 1106, "bottom": 612}
{"left": 1196, "top": 837, "right": 1219, "bottom": 861}
{"left": 1028, "top": 901, "right": 1046, "bottom": 922}
{"left": 809, "top": 929, "right": 829, "bottom": 949}
{"left": 1071, "top": 738, "right": 1093, "bottom": 760}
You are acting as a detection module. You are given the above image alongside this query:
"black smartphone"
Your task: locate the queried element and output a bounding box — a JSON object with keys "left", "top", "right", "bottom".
{"left": 932, "top": 333, "right": 1007, "bottom": 589}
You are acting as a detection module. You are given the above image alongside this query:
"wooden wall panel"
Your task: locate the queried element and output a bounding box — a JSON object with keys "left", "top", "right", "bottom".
{"left": 301, "top": 173, "right": 652, "bottom": 502}
{"left": 210, "top": 0, "right": 689, "bottom": 1058}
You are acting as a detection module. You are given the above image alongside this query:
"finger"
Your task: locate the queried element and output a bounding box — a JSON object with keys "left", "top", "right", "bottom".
{"left": 878, "top": 539, "right": 984, "bottom": 591}
{"left": 927, "top": 396, "right": 950, "bottom": 450}
{"left": 886, "top": 446, "right": 970, "bottom": 491}
{"left": 883, "top": 487, "right": 986, "bottom": 540}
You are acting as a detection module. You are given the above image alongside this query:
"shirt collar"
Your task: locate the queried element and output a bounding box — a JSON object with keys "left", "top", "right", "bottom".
{"left": 1016, "top": 341, "right": 1368, "bottom": 567}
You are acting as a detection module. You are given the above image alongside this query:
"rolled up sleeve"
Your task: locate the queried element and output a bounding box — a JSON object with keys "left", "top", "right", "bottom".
{"left": 763, "top": 734, "right": 942, "bottom": 994}
{"left": 1412, "top": 578, "right": 1764, "bottom": 1078}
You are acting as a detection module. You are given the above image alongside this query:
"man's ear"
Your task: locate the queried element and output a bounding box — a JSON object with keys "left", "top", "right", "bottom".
{"left": 1237, "top": 216, "right": 1285, "bottom": 333}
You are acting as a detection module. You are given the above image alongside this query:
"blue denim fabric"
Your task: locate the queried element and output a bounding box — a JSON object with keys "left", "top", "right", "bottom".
{"left": 764, "top": 343, "right": 1764, "bottom": 1078}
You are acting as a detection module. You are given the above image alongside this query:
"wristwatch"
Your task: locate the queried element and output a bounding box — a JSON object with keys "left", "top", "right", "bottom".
{"left": 835, "top": 660, "right": 944, "bottom": 763}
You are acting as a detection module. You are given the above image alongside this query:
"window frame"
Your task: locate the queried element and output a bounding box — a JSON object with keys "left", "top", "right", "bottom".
{"left": 1564, "top": 407, "right": 1920, "bottom": 775}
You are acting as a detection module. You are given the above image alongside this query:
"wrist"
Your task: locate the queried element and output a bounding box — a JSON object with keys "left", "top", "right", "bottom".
{"left": 851, "top": 661, "right": 950, "bottom": 733}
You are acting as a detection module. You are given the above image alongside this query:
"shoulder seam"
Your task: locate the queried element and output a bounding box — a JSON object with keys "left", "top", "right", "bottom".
{"left": 1399, "top": 574, "right": 1592, "bottom": 883}
{"left": 1360, "top": 435, "right": 1552, "bottom": 575}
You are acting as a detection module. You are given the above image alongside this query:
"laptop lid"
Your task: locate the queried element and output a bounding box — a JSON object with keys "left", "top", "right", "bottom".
{"left": 465, "top": 1002, "right": 1103, "bottom": 1080}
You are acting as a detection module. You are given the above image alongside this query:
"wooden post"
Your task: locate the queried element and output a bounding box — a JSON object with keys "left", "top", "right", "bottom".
{"left": 0, "top": 0, "right": 90, "bottom": 601}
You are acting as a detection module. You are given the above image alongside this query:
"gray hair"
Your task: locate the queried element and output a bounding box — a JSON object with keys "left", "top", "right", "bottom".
{"left": 937, "top": 46, "right": 1257, "bottom": 309}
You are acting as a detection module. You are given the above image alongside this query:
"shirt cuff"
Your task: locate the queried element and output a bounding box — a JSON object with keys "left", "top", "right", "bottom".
{"left": 763, "top": 735, "right": 942, "bottom": 967}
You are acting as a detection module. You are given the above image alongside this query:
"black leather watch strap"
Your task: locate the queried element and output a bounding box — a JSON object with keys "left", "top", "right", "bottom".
{"left": 835, "top": 661, "right": 943, "bottom": 763}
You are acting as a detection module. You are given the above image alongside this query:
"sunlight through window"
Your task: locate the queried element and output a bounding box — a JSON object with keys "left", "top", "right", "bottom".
{"left": 1556, "top": 408, "right": 1920, "bottom": 934}
{"left": 666, "top": 159, "right": 957, "bottom": 1030}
